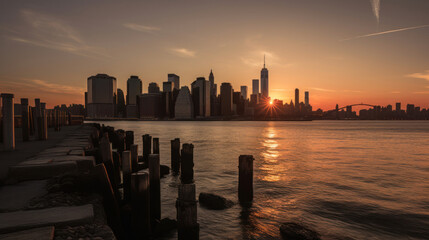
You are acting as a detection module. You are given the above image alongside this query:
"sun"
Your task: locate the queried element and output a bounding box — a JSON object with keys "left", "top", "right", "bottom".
{"left": 269, "top": 101, "right": 273, "bottom": 105}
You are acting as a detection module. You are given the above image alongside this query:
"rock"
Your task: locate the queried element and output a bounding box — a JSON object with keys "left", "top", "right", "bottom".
{"left": 279, "top": 222, "right": 321, "bottom": 240}
{"left": 198, "top": 192, "right": 234, "bottom": 210}
{"left": 153, "top": 218, "right": 177, "bottom": 236}
{"left": 160, "top": 165, "right": 170, "bottom": 177}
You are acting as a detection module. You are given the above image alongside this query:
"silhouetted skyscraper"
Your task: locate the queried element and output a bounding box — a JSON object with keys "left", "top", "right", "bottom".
{"left": 261, "top": 56, "right": 269, "bottom": 98}
{"left": 241, "top": 86, "right": 248, "bottom": 100}
{"left": 163, "top": 81, "right": 172, "bottom": 92}
{"left": 305, "top": 91, "right": 309, "bottom": 107}
{"left": 396, "top": 102, "right": 401, "bottom": 112}
{"left": 168, "top": 74, "right": 180, "bottom": 90}
{"left": 252, "top": 79, "right": 259, "bottom": 95}
{"left": 295, "top": 88, "right": 299, "bottom": 110}
{"left": 220, "top": 83, "right": 233, "bottom": 116}
{"left": 175, "top": 86, "right": 194, "bottom": 119}
{"left": 209, "top": 70, "right": 215, "bottom": 97}
{"left": 86, "top": 73, "right": 117, "bottom": 118}
{"left": 148, "top": 82, "right": 160, "bottom": 93}
{"left": 191, "top": 77, "right": 210, "bottom": 117}
{"left": 117, "top": 89, "right": 125, "bottom": 117}
{"left": 126, "top": 75, "right": 142, "bottom": 105}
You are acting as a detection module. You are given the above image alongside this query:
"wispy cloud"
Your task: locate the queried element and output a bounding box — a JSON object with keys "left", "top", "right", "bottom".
{"left": 169, "top": 48, "right": 196, "bottom": 58}
{"left": 341, "top": 25, "right": 429, "bottom": 41}
{"left": 391, "top": 91, "right": 400, "bottom": 94}
{"left": 312, "top": 88, "right": 335, "bottom": 92}
{"left": 407, "top": 70, "right": 429, "bottom": 82}
{"left": 312, "top": 88, "right": 362, "bottom": 93}
{"left": 241, "top": 50, "right": 281, "bottom": 67}
{"left": 123, "top": 23, "right": 160, "bottom": 33}
{"left": 4, "top": 9, "right": 108, "bottom": 58}
{"left": 0, "top": 76, "right": 84, "bottom": 95}
{"left": 370, "top": 0, "right": 381, "bottom": 23}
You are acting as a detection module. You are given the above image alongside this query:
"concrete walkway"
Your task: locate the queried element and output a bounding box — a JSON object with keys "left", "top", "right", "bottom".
{"left": 0, "top": 126, "right": 82, "bottom": 182}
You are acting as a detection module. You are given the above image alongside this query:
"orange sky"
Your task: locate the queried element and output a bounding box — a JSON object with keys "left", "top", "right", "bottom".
{"left": 1, "top": 0, "right": 429, "bottom": 110}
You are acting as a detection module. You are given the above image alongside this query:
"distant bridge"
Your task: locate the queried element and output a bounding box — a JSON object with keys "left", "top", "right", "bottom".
{"left": 326, "top": 103, "right": 377, "bottom": 112}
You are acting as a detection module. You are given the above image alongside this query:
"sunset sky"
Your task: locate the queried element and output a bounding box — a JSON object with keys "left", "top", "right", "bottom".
{"left": 1, "top": 0, "right": 429, "bottom": 110}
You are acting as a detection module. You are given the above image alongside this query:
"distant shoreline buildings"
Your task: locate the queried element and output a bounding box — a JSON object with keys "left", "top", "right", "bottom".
{"left": 82, "top": 59, "right": 429, "bottom": 121}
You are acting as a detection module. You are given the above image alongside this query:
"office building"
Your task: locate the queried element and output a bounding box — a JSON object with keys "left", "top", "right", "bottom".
{"left": 261, "top": 56, "right": 269, "bottom": 98}
{"left": 295, "top": 88, "right": 299, "bottom": 110}
{"left": 175, "top": 86, "right": 194, "bottom": 120}
{"left": 117, "top": 89, "right": 126, "bottom": 117}
{"left": 305, "top": 91, "right": 309, "bottom": 107}
{"left": 396, "top": 103, "right": 401, "bottom": 112}
{"left": 168, "top": 74, "right": 180, "bottom": 90}
{"left": 191, "top": 77, "right": 210, "bottom": 117}
{"left": 148, "top": 82, "right": 160, "bottom": 93}
{"left": 138, "top": 93, "right": 162, "bottom": 119}
{"left": 86, "top": 73, "right": 117, "bottom": 118}
{"left": 252, "top": 79, "right": 259, "bottom": 95}
{"left": 241, "top": 86, "right": 248, "bottom": 100}
{"left": 163, "top": 81, "right": 172, "bottom": 92}
{"left": 126, "top": 76, "right": 142, "bottom": 105}
{"left": 220, "top": 83, "right": 233, "bottom": 116}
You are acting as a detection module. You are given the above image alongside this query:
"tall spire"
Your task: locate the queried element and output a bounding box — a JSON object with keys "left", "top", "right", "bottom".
{"left": 264, "top": 54, "right": 265, "bottom": 68}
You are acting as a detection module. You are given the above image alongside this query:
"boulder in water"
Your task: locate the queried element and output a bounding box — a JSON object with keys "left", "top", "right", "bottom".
{"left": 280, "top": 222, "right": 321, "bottom": 240}
{"left": 160, "top": 165, "right": 170, "bottom": 177}
{"left": 199, "top": 192, "right": 234, "bottom": 210}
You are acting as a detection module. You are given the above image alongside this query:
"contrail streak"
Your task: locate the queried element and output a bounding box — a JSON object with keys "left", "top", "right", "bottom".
{"left": 340, "top": 25, "right": 429, "bottom": 41}
{"left": 371, "top": 0, "right": 381, "bottom": 23}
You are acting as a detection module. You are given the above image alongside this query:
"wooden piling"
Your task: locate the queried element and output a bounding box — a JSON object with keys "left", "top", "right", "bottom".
{"left": 171, "top": 138, "right": 181, "bottom": 174}
{"left": 181, "top": 143, "right": 194, "bottom": 184}
{"left": 142, "top": 134, "right": 152, "bottom": 163}
{"left": 153, "top": 137, "right": 159, "bottom": 155}
{"left": 122, "top": 151, "right": 132, "bottom": 202}
{"left": 149, "top": 154, "right": 161, "bottom": 222}
{"left": 130, "top": 144, "right": 139, "bottom": 173}
{"left": 1, "top": 94, "right": 15, "bottom": 150}
{"left": 94, "top": 164, "right": 123, "bottom": 238}
{"left": 35, "top": 99, "right": 42, "bottom": 139}
{"left": 238, "top": 155, "right": 254, "bottom": 203}
{"left": 177, "top": 183, "right": 199, "bottom": 240}
{"left": 112, "top": 151, "right": 122, "bottom": 191}
{"left": 20, "top": 98, "right": 30, "bottom": 142}
{"left": 125, "top": 131, "right": 134, "bottom": 150}
{"left": 40, "top": 109, "right": 48, "bottom": 140}
{"left": 100, "top": 133, "right": 120, "bottom": 200}
{"left": 29, "top": 106, "right": 34, "bottom": 136}
{"left": 131, "top": 171, "right": 151, "bottom": 237}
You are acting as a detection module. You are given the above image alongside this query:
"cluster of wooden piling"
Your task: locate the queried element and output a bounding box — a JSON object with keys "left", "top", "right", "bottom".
{"left": 0, "top": 94, "right": 80, "bottom": 150}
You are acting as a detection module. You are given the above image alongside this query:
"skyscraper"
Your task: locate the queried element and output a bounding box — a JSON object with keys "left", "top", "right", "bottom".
{"left": 252, "top": 79, "right": 259, "bottom": 95}
{"left": 209, "top": 69, "right": 215, "bottom": 97}
{"left": 191, "top": 77, "right": 210, "bottom": 117}
{"left": 163, "top": 81, "right": 172, "bottom": 92}
{"left": 240, "top": 86, "right": 248, "bottom": 100}
{"left": 148, "top": 82, "right": 160, "bottom": 93}
{"left": 396, "top": 102, "right": 401, "bottom": 112}
{"left": 126, "top": 75, "right": 142, "bottom": 105}
{"left": 175, "top": 86, "right": 194, "bottom": 120}
{"left": 260, "top": 56, "right": 269, "bottom": 98}
{"left": 305, "top": 91, "right": 309, "bottom": 107}
{"left": 86, "top": 73, "right": 117, "bottom": 118}
{"left": 220, "top": 83, "right": 233, "bottom": 116}
{"left": 295, "top": 88, "right": 299, "bottom": 110}
{"left": 168, "top": 74, "right": 180, "bottom": 90}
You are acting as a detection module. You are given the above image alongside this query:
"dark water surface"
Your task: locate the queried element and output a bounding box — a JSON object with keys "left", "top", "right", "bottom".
{"left": 89, "top": 121, "right": 429, "bottom": 240}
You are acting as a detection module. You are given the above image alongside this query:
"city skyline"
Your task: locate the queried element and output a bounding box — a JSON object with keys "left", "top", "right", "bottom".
{"left": 1, "top": 0, "right": 429, "bottom": 109}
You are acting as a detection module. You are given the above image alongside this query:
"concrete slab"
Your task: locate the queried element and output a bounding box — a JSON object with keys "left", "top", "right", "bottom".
{"left": 68, "top": 149, "right": 84, "bottom": 156}
{"left": 0, "top": 180, "right": 47, "bottom": 212}
{"left": 9, "top": 162, "right": 78, "bottom": 181}
{"left": 0, "top": 205, "right": 93, "bottom": 233}
{"left": 0, "top": 226, "right": 54, "bottom": 240}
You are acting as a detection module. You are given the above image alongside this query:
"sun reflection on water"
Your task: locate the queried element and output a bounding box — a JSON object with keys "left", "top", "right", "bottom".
{"left": 260, "top": 126, "right": 282, "bottom": 182}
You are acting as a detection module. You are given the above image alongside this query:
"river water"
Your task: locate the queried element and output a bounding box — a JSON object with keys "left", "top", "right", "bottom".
{"left": 89, "top": 121, "right": 429, "bottom": 240}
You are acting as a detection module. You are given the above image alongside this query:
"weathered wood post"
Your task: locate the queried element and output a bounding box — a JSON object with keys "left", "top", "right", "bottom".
{"left": 112, "top": 151, "right": 122, "bottom": 191}
{"left": 40, "top": 104, "right": 48, "bottom": 140}
{"left": 149, "top": 154, "right": 161, "bottom": 223}
{"left": 181, "top": 143, "right": 194, "bottom": 184}
{"left": 171, "top": 138, "right": 181, "bottom": 174}
{"left": 35, "top": 98, "right": 42, "bottom": 139}
{"left": 177, "top": 183, "right": 199, "bottom": 240}
{"left": 153, "top": 137, "right": 159, "bottom": 155}
{"left": 29, "top": 106, "right": 34, "bottom": 136}
{"left": 130, "top": 144, "right": 139, "bottom": 173}
{"left": 239, "top": 155, "right": 254, "bottom": 203}
{"left": 122, "top": 151, "right": 132, "bottom": 202}
{"left": 94, "top": 164, "right": 123, "bottom": 238}
{"left": 131, "top": 171, "right": 151, "bottom": 237}
{"left": 100, "top": 133, "right": 120, "bottom": 200}
{"left": 1, "top": 93, "right": 15, "bottom": 150}
{"left": 20, "top": 98, "right": 30, "bottom": 141}
{"left": 125, "top": 131, "right": 134, "bottom": 150}
{"left": 142, "top": 134, "right": 152, "bottom": 163}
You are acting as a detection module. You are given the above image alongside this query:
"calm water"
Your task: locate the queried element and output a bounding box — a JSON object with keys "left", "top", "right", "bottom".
{"left": 90, "top": 121, "right": 429, "bottom": 240}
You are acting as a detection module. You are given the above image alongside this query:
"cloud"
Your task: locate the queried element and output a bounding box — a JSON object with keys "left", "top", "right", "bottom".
{"left": 241, "top": 50, "right": 281, "bottom": 67}
{"left": 5, "top": 9, "right": 108, "bottom": 58}
{"left": 370, "top": 0, "right": 381, "bottom": 23}
{"left": 391, "top": 91, "right": 400, "bottom": 94}
{"left": 0, "top": 76, "right": 84, "bottom": 96}
{"left": 123, "top": 23, "right": 160, "bottom": 33}
{"left": 341, "top": 25, "right": 429, "bottom": 41}
{"left": 312, "top": 88, "right": 335, "bottom": 92}
{"left": 169, "top": 48, "right": 196, "bottom": 57}
{"left": 407, "top": 70, "right": 429, "bottom": 82}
